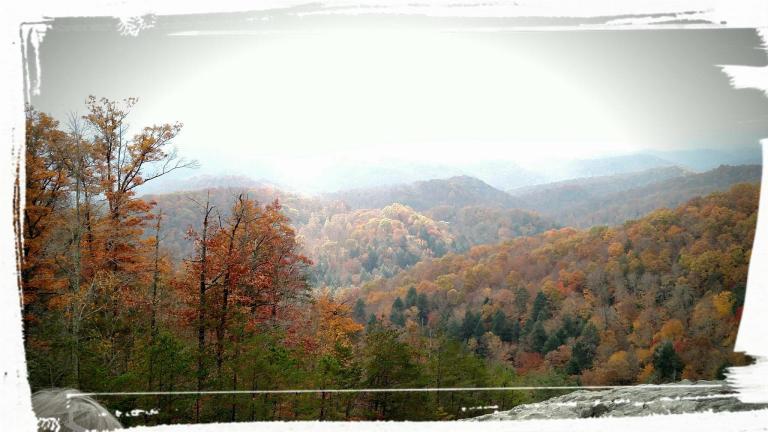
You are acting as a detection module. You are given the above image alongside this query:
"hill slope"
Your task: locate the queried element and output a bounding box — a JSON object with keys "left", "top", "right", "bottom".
{"left": 144, "top": 183, "right": 555, "bottom": 286}
{"left": 353, "top": 183, "right": 758, "bottom": 384}
{"left": 513, "top": 165, "right": 761, "bottom": 228}
{"left": 509, "top": 166, "right": 689, "bottom": 198}
{"left": 325, "top": 175, "right": 521, "bottom": 211}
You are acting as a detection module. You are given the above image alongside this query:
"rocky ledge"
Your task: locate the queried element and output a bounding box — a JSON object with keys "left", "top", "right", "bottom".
{"left": 469, "top": 380, "right": 768, "bottom": 421}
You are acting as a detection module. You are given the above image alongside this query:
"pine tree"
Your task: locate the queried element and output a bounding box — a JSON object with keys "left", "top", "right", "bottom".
{"left": 404, "top": 286, "right": 418, "bottom": 309}
{"left": 353, "top": 298, "right": 367, "bottom": 324}
{"left": 416, "top": 293, "right": 429, "bottom": 325}
{"left": 390, "top": 297, "right": 406, "bottom": 327}
{"left": 652, "top": 341, "right": 684, "bottom": 382}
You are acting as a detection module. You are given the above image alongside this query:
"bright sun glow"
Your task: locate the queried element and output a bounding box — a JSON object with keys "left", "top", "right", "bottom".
{"left": 143, "top": 29, "right": 631, "bottom": 187}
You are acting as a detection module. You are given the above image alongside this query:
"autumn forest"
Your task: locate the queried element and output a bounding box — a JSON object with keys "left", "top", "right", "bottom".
{"left": 18, "top": 97, "right": 760, "bottom": 424}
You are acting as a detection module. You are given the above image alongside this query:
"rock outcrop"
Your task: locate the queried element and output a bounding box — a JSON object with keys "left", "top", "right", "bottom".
{"left": 468, "top": 381, "right": 768, "bottom": 421}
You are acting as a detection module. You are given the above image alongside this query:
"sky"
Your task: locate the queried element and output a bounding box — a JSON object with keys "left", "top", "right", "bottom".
{"left": 28, "top": 11, "right": 768, "bottom": 192}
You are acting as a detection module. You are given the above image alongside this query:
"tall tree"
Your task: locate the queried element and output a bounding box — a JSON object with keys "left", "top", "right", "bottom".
{"left": 652, "top": 341, "right": 684, "bottom": 382}
{"left": 390, "top": 297, "right": 405, "bottom": 327}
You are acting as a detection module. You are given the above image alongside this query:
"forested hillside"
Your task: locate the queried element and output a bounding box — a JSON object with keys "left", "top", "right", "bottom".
{"left": 141, "top": 187, "right": 327, "bottom": 260}
{"left": 424, "top": 205, "right": 559, "bottom": 251}
{"left": 148, "top": 187, "right": 557, "bottom": 287}
{"left": 302, "top": 204, "right": 455, "bottom": 286}
{"left": 147, "top": 164, "right": 759, "bottom": 285}
{"left": 19, "top": 98, "right": 760, "bottom": 424}
{"left": 325, "top": 175, "right": 521, "bottom": 211}
{"left": 509, "top": 166, "right": 689, "bottom": 200}
{"left": 546, "top": 153, "right": 677, "bottom": 180}
{"left": 18, "top": 101, "right": 568, "bottom": 423}
{"left": 514, "top": 165, "right": 761, "bottom": 228}
{"left": 351, "top": 184, "right": 757, "bottom": 385}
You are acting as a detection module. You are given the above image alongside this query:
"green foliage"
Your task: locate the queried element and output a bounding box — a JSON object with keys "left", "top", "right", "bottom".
{"left": 566, "top": 324, "right": 599, "bottom": 375}
{"left": 405, "top": 286, "right": 418, "bottom": 309}
{"left": 353, "top": 298, "right": 367, "bottom": 324}
{"left": 529, "top": 321, "right": 548, "bottom": 354}
{"left": 390, "top": 297, "right": 406, "bottom": 327}
{"left": 362, "top": 326, "right": 434, "bottom": 419}
{"left": 530, "top": 292, "right": 551, "bottom": 322}
{"left": 416, "top": 293, "right": 430, "bottom": 325}
{"left": 491, "top": 310, "right": 515, "bottom": 343}
{"left": 366, "top": 313, "right": 379, "bottom": 331}
{"left": 652, "top": 341, "right": 684, "bottom": 382}
{"left": 22, "top": 104, "right": 760, "bottom": 422}
{"left": 459, "top": 310, "right": 484, "bottom": 342}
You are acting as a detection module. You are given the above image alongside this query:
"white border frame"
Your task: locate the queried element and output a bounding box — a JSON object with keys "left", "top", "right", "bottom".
{"left": 3, "top": 1, "right": 768, "bottom": 430}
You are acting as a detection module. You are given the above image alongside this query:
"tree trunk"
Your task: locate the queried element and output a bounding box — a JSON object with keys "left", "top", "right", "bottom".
{"left": 195, "top": 196, "right": 213, "bottom": 422}
{"left": 148, "top": 210, "right": 162, "bottom": 389}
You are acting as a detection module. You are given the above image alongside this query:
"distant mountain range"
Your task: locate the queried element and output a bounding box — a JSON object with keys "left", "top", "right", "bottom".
{"left": 648, "top": 146, "right": 762, "bottom": 171}
{"left": 324, "top": 175, "right": 522, "bottom": 211}
{"left": 141, "top": 163, "right": 761, "bottom": 288}
{"left": 542, "top": 154, "right": 677, "bottom": 182}
{"left": 509, "top": 166, "right": 690, "bottom": 198}
{"left": 136, "top": 174, "right": 286, "bottom": 195}
{"left": 137, "top": 146, "right": 761, "bottom": 195}
{"left": 322, "top": 164, "right": 761, "bottom": 229}
{"left": 515, "top": 165, "right": 762, "bottom": 227}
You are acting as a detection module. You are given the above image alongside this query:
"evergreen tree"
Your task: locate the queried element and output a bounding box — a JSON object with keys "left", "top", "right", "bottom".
{"left": 566, "top": 324, "right": 600, "bottom": 375}
{"left": 491, "top": 310, "right": 514, "bottom": 342}
{"left": 510, "top": 320, "right": 521, "bottom": 343}
{"left": 542, "top": 331, "right": 563, "bottom": 354}
{"left": 416, "top": 293, "right": 429, "bottom": 325}
{"left": 652, "top": 341, "right": 684, "bottom": 382}
{"left": 390, "top": 297, "right": 406, "bottom": 327}
{"left": 363, "top": 326, "right": 432, "bottom": 419}
{"left": 562, "top": 315, "right": 583, "bottom": 338}
{"left": 404, "top": 286, "right": 418, "bottom": 309}
{"left": 531, "top": 292, "right": 551, "bottom": 322}
{"left": 460, "top": 310, "right": 484, "bottom": 341}
{"left": 353, "top": 298, "right": 367, "bottom": 324}
{"left": 366, "top": 313, "right": 379, "bottom": 332}
{"left": 530, "top": 321, "right": 548, "bottom": 353}
{"left": 514, "top": 287, "right": 530, "bottom": 314}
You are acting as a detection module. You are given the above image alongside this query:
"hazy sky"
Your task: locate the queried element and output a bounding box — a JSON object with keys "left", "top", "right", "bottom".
{"left": 29, "top": 12, "right": 768, "bottom": 188}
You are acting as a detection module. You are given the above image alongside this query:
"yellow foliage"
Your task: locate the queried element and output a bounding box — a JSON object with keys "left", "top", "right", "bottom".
{"left": 608, "top": 242, "right": 624, "bottom": 257}
{"left": 635, "top": 348, "right": 651, "bottom": 364}
{"left": 654, "top": 319, "right": 684, "bottom": 344}
{"left": 712, "top": 291, "right": 735, "bottom": 318}
{"left": 607, "top": 350, "right": 628, "bottom": 365}
{"left": 313, "top": 290, "right": 364, "bottom": 354}
{"left": 637, "top": 364, "right": 655, "bottom": 383}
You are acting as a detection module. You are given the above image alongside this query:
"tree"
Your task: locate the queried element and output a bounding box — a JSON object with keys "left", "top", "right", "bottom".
{"left": 530, "top": 292, "right": 551, "bottom": 322}
{"left": 187, "top": 193, "right": 215, "bottom": 421}
{"left": 20, "top": 107, "right": 69, "bottom": 328}
{"left": 147, "top": 209, "right": 166, "bottom": 389}
{"left": 83, "top": 96, "right": 196, "bottom": 276}
{"left": 652, "top": 341, "right": 684, "bottom": 382}
{"left": 390, "top": 297, "right": 406, "bottom": 327}
{"left": 514, "top": 287, "right": 530, "bottom": 315}
{"left": 529, "top": 321, "right": 548, "bottom": 354}
{"left": 21, "top": 100, "right": 199, "bottom": 394}
{"left": 353, "top": 298, "right": 367, "bottom": 324}
{"left": 362, "top": 326, "right": 430, "bottom": 419}
{"left": 404, "top": 286, "right": 418, "bottom": 309}
{"left": 566, "top": 324, "right": 599, "bottom": 375}
{"left": 491, "top": 310, "right": 514, "bottom": 343}
{"left": 20, "top": 108, "right": 72, "bottom": 386}
{"left": 366, "top": 313, "right": 379, "bottom": 331}
{"left": 542, "top": 331, "right": 564, "bottom": 354}
{"left": 416, "top": 293, "right": 430, "bottom": 325}
{"left": 308, "top": 290, "right": 364, "bottom": 356}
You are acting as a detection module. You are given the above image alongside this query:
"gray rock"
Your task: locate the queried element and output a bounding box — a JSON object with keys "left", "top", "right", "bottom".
{"left": 468, "top": 381, "right": 768, "bottom": 421}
